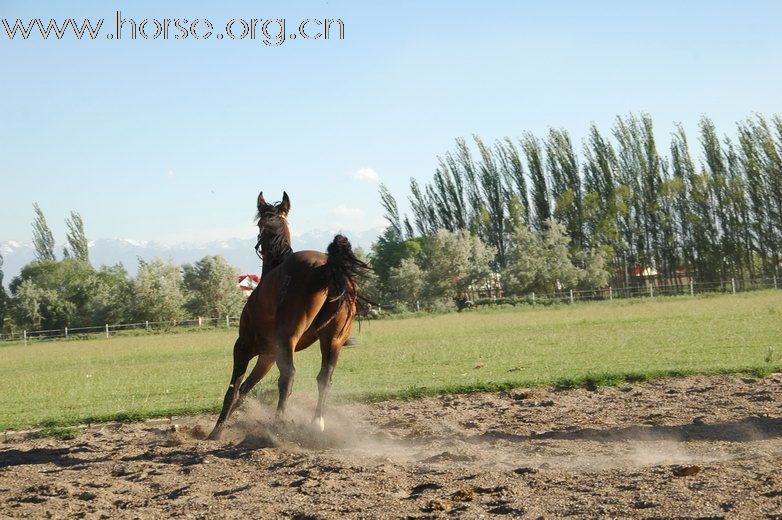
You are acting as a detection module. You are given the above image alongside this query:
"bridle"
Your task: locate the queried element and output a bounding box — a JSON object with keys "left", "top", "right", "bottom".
{"left": 255, "top": 212, "right": 288, "bottom": 260}
{"left": 254, "top": 233, "right": 264, "bottom": 259}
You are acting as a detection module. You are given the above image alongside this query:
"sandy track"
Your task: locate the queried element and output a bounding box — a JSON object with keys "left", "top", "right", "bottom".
{"left": 1, "top": 373, "right": 781, "bottom": 519}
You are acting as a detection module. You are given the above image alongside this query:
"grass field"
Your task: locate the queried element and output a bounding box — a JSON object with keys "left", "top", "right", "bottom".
{"left": 1, "top": 291, "right": 780, "bottom": 431}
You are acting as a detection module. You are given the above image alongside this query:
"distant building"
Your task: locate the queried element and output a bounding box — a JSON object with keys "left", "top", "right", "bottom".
{"left": 238, "top": 274, "right": 260, "bottom": 296}
{"left": 629, "top": 266, "right": 658, "bottom": 278}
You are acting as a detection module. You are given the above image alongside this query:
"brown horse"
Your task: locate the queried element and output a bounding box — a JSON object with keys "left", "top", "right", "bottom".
{"left": 209, "top": 192, "right": 366, "bottom": 440}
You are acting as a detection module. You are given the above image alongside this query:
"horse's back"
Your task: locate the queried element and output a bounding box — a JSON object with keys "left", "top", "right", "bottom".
{"left": 287, "top": 250, "right": 328, "bottom": 269}
{"left": 240, "top": 251, "right": 328, "bottom": 341}
{"left": 282, "top": 250, "right": 330, "bottom": 293}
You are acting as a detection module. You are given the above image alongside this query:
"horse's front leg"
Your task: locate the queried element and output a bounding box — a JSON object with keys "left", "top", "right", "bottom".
{"left": 275, "top": 336, "right": 297, "bottom": 422}
{"left": 208, "top": 337, "right": 252, "bottom": 440}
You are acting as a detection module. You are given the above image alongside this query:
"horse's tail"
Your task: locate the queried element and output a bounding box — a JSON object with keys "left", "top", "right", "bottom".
{"left": 312, "top": 235, "right": 370, "bottom": 339}
{"left": 325, "top": 234, "right": 368, "bottom": 305}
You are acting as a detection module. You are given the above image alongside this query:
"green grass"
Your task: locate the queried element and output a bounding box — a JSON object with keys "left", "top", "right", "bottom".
{"left": 1, "top": 291, "right": 780, "bottom": 431}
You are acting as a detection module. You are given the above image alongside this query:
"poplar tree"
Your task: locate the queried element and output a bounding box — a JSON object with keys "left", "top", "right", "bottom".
{"left": 32, "top": 203, "right": 55, "bottom": 262}
{"left": 753, "top": 115, "right": 782, "bottom": 273}
{"left": 379, "top": 183, "right": 403, "bottom": 239}
{"left": 545, "top": 128, "right": 583, "bottom": 248}
{"left": 474, "top": 136, "right": 508, "bottom": 267}
{"left": 582, "top": 124, "right": 620, "bottom": 249}
{"left": 496, "top": 137, "right": 528, "bottom": 222}
{"left": 521, "top": 133, "right": 550, "bottom": 231}
{"left": 738, "top": 119, "right": 772, "bottom": 275}
{"left": 64, "top": 211, "right": 89, "bottom": 262}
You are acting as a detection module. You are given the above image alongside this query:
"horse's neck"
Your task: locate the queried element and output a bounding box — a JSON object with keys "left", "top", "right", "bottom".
{"left": 260, "top": 233, "right": 293, "bottom": 277}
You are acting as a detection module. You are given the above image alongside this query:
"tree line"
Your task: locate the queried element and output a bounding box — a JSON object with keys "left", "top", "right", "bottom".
{"left": 3, "top": 112, "right": 780, "bottom": 323}
{"left": 0, "top": 207, "right": 246, "bottom": 334}
{"left": 367, "top": 113, "right": 781, "bottom": 308}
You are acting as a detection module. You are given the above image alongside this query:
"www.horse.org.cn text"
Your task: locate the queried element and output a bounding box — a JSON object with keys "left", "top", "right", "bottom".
{"left": 1, "top": 12, "right": 345, "bottom": 46}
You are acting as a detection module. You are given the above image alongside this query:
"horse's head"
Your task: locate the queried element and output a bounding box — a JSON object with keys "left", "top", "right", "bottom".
{"left": 255, "top": 191, "right": 292, "bottom": 264}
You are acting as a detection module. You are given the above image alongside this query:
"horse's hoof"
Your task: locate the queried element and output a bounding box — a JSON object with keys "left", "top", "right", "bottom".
{"left": 273, "top": 414, "right": 289, "bottom": 431}
{"left": 313, "top": 416, "right": 325, "bottom": 432}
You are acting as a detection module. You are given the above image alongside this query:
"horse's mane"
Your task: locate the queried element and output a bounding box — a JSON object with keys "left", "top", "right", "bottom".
{"left": 256, "top": 202, "right": 293, "bottom": 276}
{"left": 262, "top": 231, "right": 293, "bottom": 271}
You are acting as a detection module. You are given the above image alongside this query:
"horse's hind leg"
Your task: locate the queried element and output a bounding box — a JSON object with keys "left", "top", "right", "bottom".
{"left": 237, "top": 353, "right": 275, "bottom": 401}
{"left": 208, "top": 338, "right": 252, "bottom": 440}
{"left": 313, "top": 339, "right": 342, "bottom": 432}
{"left": 274, "top": 336, "right": 298, "bottom": 422}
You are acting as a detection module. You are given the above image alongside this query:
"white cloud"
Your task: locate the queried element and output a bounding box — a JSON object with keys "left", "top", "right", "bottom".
{"left": 351, "top": 167, "right": 380, "bottom": 184}
{"left": 330, "top": 205, "right": 365, "bottom": 218}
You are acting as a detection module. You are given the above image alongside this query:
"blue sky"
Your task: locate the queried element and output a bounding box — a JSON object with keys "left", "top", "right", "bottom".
{"left": 1, "top": 0, "right": 780, "bottom": 247}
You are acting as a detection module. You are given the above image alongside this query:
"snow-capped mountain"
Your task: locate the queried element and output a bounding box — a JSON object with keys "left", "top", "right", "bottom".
{"left": 0, "top": 227, "right": 383, "bottom": 286}
{"left": 0, "top": 241, "right": 34, "bottom": 284}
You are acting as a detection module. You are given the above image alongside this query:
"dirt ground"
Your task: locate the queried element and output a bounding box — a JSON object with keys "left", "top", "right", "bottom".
{"left": 1, "top": 374, "right": 781, "bottom": 519}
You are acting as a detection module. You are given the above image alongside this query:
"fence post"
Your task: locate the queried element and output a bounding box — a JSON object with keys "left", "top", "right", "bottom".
{"left": 609, "top": 286, "right": 613, "bottom": 301}
{"left": 569, "top": 289, "right": 574, "bottom": 304}
{"left": 145, "top": 320, "right": 149, "bottom": 331}
{"left": 226, "top": 315, "right": 230, "bottom": 327}
{"left": 531, "top": 292, "right": 536, "bottom": 305}
{"left": 774, "top": 275, "right": 778, "bottom": 290}
{"left": 64, "top": 327, "right": 68, "bottom": 339}
{"left": 198, "top": 316, "right": 203, "bottom": 327}
{"left": 105, "top": 324, "right": 109, "bottom": 339}
{"left": 649, "top": 285, "right": 654, "bottom": 298}
{"left": 23, "top": 330, "right": 27, "bottom": 347}
{"left": 731, "top": 278, "right": 736, "bottom": 294}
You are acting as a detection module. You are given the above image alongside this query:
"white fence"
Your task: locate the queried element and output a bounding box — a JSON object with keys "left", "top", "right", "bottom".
{"left": 0, "top": 316, "right": 240, "bottom": 345}
{"left": 493, "top": 275, "right": 779, "bottom": 305}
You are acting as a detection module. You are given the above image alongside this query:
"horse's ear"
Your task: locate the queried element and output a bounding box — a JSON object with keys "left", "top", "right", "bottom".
{"left": 257, "top": 191, "right": 266, "bottom": 209}
{"left": 279, "top": 191, "right": 290, "bottom": 215}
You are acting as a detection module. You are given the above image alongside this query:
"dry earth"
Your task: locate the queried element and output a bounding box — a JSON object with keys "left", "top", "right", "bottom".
{"left": 1, "top": 373, "right": 782, "bottom": 519}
